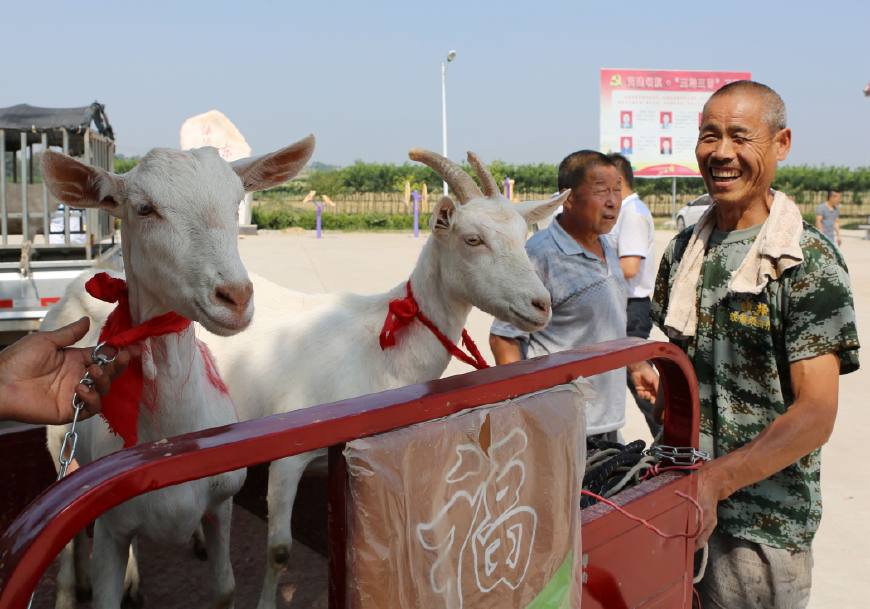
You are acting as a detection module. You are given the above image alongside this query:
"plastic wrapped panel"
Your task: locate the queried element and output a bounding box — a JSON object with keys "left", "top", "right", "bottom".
{"left": 344, "top": 380, "right": 591, "bottom": 609}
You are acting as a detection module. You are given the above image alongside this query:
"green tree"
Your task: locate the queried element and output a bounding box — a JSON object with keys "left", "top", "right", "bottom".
{"left": 307, "top": 168, "right": 346, "bottom": 196}
{"left": 114, "top": 156, "right": 140, "bottom": 174}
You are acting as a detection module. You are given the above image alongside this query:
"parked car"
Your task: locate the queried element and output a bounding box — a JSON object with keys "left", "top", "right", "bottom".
{"left": 675, "top": 194, "right": 713, "bottom": 231}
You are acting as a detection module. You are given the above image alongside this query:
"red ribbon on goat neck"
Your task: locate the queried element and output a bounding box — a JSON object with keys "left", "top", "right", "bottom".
{"left": 86, "top": 272, "right": 192, "bottom": 447}
{"left": 379, "top": 281, "right": 489, "bottom": 370}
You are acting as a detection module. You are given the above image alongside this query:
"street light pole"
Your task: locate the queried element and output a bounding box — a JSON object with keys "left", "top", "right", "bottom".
{"left": 441, "top": 50, "right": 456, "bottom": 195}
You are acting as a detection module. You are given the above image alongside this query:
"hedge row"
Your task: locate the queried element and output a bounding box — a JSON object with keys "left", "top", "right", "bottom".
{"left": 252, "top": 206, "right": 432, "bottom": 231}
{"left": 251, "top": 206, "right": 856, "bottom": 232}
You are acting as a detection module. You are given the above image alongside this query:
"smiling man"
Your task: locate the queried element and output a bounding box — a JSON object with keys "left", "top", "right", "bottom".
{"left": 652, "top": 81, "right": 860, "bottom": 608}
{"left": 489, "top": 150, "right": 657, "bottom": 440}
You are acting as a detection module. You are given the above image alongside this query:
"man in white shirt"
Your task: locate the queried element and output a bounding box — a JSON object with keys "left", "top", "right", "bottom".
{"left": 608, "top": 153, "right": 659, "bottom": 436}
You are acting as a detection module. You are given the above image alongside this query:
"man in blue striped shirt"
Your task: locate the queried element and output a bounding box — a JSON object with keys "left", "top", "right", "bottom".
{"left": 489, "top": 150, "right": 658, "bottom": 440}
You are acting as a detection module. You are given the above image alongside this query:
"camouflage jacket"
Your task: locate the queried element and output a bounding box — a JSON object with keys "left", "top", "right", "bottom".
{"left": 652, "top": 222, "right": 859, "bottom": 550}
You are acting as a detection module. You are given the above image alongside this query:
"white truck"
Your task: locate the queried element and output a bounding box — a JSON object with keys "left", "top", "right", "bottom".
{"left": 0, "top": 102, "right": 119, "bottom": 345}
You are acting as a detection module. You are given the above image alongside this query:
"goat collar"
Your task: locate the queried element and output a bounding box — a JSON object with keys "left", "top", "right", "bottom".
{"left": 85, "top": 272, "right": 226, "bottom": 447}
{"left": 379, "top": 280, "right": 489, "bottom": 370}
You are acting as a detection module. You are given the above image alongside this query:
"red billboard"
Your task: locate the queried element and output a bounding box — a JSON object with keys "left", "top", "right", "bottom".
{"left": 600, "top": 69, "right": 752, "bottom": 177}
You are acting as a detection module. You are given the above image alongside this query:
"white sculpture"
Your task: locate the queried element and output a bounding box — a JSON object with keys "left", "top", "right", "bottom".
{"left": 180, "top": 109, "right": 256, "bottom": 229}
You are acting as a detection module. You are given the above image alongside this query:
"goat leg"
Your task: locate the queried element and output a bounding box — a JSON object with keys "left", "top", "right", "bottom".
{"left": 72, "top": 530, "right": 92, "bottom": 602}
{"left": 53, "top": 540, "right": 77, "bottom": 609}
{"left": 191, "top": 523, "right": 209, "bottom": 561}
{"left": 121, "top": 541, "right": 143, "bottom": 608}
{"left": 91, "top": 520, "right": 131, "bottom": 609}
{"left": 204, "top": 499, "right": 236, "bottom": 609}
{"left": 256, "top": 453, "right": 315, "bottom": 609}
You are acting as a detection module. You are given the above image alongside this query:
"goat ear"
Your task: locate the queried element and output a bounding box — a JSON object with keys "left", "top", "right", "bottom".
{"left": 430, "top": 196, "right": 456, "bottom": 233}
{"left": 232, "top": 134, "right": 316, "bottom": 192}
{"left": 513, "top": 190, "right": 570, "bottom": 227}
{"left": 42, "top": 151, "right": 124, "bottom": 217}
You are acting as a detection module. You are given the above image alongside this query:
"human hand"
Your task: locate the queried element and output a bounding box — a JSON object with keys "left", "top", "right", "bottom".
{"left": 0, "top": 318, "right": 130, "bottom": 425}
{"left": 652, "top": 381, "right": 665, "bottom": 423}
{"left": 693, "top": 464, "right": 731, "bottom": 550}
{"left": 629, "top": 361, "right": 659, "bottom": 403}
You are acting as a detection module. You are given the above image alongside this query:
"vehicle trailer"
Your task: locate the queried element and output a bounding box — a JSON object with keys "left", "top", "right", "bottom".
{"left": 0, "top": 102, "right": 119, "bottom": 344}
{"left": 0, "top": 339, "right": 701, "bottom": 608}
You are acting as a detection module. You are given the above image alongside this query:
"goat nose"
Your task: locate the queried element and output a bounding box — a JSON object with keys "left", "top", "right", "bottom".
{"left": 531, "top": 297, "right": 550, "bottom": 316}
{"left": 214, "top": 281, "right": 253, "bottom": 312}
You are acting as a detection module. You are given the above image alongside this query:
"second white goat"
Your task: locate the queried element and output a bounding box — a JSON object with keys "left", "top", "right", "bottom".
{"left": 200, "top": 149, "right": 568, "bottom": 609}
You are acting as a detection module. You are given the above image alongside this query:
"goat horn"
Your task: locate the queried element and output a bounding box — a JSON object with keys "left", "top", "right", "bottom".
{"left": 408, "top": 148, "right": 483, "bottom": 204}
{"left": 466, "top": 151, "right": 499, "bottom": 198}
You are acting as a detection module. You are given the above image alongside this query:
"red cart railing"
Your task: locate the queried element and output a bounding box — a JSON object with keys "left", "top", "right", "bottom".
{"left": 0, "top": 338, "right": 700, "bottom": 609}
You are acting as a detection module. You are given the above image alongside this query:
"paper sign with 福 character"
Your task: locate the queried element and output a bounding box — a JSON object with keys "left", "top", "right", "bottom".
{"left": 343, "top": 381, "right": 590, "bottom": 609}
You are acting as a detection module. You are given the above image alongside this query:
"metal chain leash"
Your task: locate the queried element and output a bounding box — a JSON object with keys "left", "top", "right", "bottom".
{"left": 56, "top": 342, "right": 117, "bottom": 479}
{"left": 28, "top": 342, "right": 118, "bottom": 609}
{"left": 647, "top": 444, "right": 711, "bottom": 466}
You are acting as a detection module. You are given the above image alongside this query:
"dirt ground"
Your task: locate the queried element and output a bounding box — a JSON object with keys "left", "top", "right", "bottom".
{"left": 31, "top": 227, "right": 870, "bottom": 607}
{"left": 32, "top": 506, "right": 328, "bottom": 609}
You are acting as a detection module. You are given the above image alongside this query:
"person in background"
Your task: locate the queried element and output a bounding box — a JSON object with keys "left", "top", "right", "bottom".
{"left": 489, "top": 150, "right": 658, "bottom": 441}
{"left": 0, "top": 317, "right": 129, "bottom": 424}
{"left": 815, "top": 190, "right": 842, "bottom": 246}
{"left": 608, "top": 153, "right": 660, "bottom": 437}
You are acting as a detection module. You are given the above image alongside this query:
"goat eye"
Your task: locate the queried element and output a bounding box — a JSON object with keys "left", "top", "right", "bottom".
{"left": 464, "top": 235, "right": 483, "bottom": 246}
{"left": 135, "top": 203, "right": 155, "bottom": 217}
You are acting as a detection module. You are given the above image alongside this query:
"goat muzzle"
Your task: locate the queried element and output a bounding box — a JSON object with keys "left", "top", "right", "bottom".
{"left": 214, "top": 280, "right": 253, "bottom": 315}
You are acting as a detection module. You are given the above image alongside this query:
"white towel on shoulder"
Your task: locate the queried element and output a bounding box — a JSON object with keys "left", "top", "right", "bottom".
{"left": 663, "top": 190, "right": 804, "bottom": 339}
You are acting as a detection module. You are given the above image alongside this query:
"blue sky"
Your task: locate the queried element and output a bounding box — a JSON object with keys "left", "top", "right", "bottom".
{"left": 1, "top": 0, "right": 868, "bottom": 167}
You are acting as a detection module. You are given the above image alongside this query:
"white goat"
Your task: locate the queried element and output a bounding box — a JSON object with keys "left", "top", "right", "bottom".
{"left": 41, "top": 134, "right": 316, "bottom": 609}
{"left": 199, "top": 149, "right": 568, "bottom": 609}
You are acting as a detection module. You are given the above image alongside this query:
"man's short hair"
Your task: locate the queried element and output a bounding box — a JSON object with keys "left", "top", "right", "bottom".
{"left": 607, "top": 153, "right": 634, "bottom": 188}
{"left": 706, "top": 80, "right": 787, "bottom": 132}
{"left": 828, "top": 190, "right": 841, "bottom": 199}
{"left": 557, "top": 150, "right": 614, "bottom": 192}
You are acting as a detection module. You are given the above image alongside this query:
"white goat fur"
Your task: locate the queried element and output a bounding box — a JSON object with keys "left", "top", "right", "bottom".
{"left": 42, "top": 135, "right": 315, "bottom": 609}
{"left": 197, "top": 151, "right": 569, "bottom": 609}
{"left": 47, "top": 149, "right": 567, "bottom": 609}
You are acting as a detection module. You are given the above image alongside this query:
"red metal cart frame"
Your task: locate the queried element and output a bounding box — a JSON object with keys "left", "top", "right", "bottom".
{"left": 0, "top": 338, "right": 699, "bottom": 609}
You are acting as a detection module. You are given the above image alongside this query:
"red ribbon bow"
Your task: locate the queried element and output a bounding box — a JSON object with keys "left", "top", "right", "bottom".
{"left": 86, "top": 272, "right": 192, "bottom": 447}
{"left": 379, "top": 281, "right": 489, "bottom": 370}
{"left": 379, "top": 288, "right": 419, "bottom": 349}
